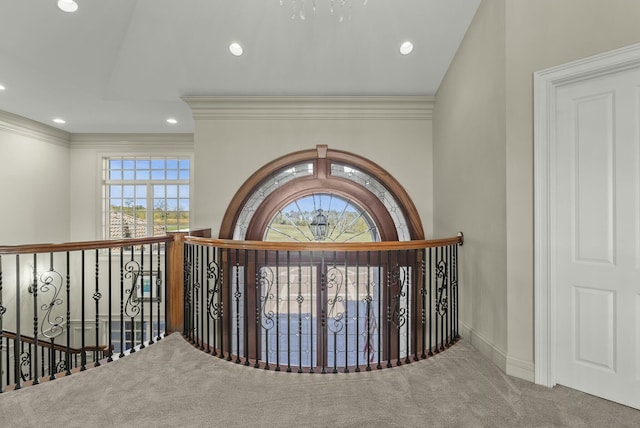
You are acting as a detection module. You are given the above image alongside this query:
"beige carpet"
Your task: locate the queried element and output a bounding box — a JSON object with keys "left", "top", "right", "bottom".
{"left": 0, "top": 333, "right": 638, "bottom": 427}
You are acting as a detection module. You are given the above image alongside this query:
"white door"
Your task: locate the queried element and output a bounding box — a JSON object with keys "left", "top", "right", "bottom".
{"left": 555, "top": 67, "right": 640, "bottom": 409}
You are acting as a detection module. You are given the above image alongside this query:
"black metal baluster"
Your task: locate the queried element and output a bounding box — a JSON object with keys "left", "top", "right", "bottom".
{"left": 253, "top": 249, "right": 260, "bottom": 368}
{"left": 65, "top": 252, "right": 71, "bottom": 375}
{"left": 139, "top": 245, "right": 145, "bottom": 350}
{"left": 297, "top": 250, "right": 303, "bottom": 373}
{"left": 81, "top": 250, "right": 86, "bottom": 370}
{"left": 275, "top": 250, "right": 280, "bottom": 371}
{"left": 308, "top": 251, "right": 314, "bottom": 373}
{"left": 94, "top": 249, "right": 101, "bottom": 366}
{"left": 386, "top": 251, "right": 392, "bottom": 369}
{"left": 31, "top": 254, "right": 39, "bottom": 385}
{"left": 205, "top": 247, "right": 211, "bottom": 353}
{"left": 405, "top": 249, "right": 412, "bottom": 364}
{"left": 453, "top": 245, "right": 460, "bottom": 340}
{"left": 355, "top": 252, "right": 360, "bottom": 372}
{"left": 286, "top": 251, "right": 291, "bottom": 373}
{"left": 243, "top": 249, "right": 249, "bottom": 366}
{"left": 14, "top": 256, "right": 21, "bottom": 390}
{"left": 149, "top": 246, "right": 155, "bottom": 346}
{"left": 119, "top": 247, "right": 125, "bottom": 358}
{"left": 107, "top": 248, "right": 113, "bottom": 362}
{"left": 201, "top": 245, "right": 206, "bottom": 351}
{"left": 343, "top": 252, "right": 349, "bottom": 373}
{"left": 420, "top": 249, "right": 427, "bottom": 360}
{"left": 195, "top": 245, "right": 201, "bottom": 349}
{"left": 233, "top": 250, "right": 240, "bottom": 364}
{"left": 446, "top": 245, "right": 451, "bottom": 347}
{"left": 320, "top": 251, "right": 326, "bottom": 374}
{"left": 156, "top": 245, "right": 163, "bottom": 342}
{"left": 365, "top": 251, "right": 372, "bottom": 372}
{"left": 377, "top": 252, "right": 382, "bottom": 370}
{"left": 428, "top": 248, "right": 433, "bottom": 356}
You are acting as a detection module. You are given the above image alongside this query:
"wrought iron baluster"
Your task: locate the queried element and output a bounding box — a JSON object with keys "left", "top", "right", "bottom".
{"left": 31, "top": 254, "right": 39, "bottom": 384}
{"left": 14, "top": 256, "right": 22, "bottom": 390}
{"left": 107, "top": 249, "right": 113, "bottom": 362}
{"left": 81, "top": 250, "right": 87, "bottom": 369}
{"left": 297, "top": 250, "right": 303, "bottom": 373}
{"left": 286, "top": 251, "right": 291, "bottom": 373}
{"left": 94, "top": 249, "right": 101, "bottom": 366}
{"left": 243, "top": 249, "right": 249, "bottom": 366}
{"left": 119, "top": 247, "right": 125, "bottom": 358}
{"left": 275, "top": 250, "right": 280, "bottom": 371}
{"left": 139, "top": 245, "right": 145, "bottom": 350}
{"left": 65, "top": 252, "right": 71, "bottom": 375}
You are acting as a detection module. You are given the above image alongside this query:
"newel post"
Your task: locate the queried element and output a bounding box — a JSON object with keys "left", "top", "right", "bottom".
{"left": 166, "top": 229, "right": 211, "bottom": 335}
{"left": 166, "top": 232, "right": 186, "bottom": 335}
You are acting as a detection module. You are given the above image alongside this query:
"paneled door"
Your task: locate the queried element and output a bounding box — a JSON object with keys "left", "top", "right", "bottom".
{"left": 555, "top": 67, "right": 640, "bottom": 409}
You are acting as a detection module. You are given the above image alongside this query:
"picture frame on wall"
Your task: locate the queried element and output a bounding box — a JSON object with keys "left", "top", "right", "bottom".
{"left": 137, "top": 271, "right": 161, "bottom": 301}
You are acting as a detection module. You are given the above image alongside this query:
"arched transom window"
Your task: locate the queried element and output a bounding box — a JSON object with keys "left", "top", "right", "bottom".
{"left": 219, "top": 145, "right": 424, "bottom": 242}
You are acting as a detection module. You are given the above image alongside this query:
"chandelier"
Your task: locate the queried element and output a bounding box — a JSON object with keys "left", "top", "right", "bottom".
{"left": 280, "top": 0, "right": 369, "bottom": 22}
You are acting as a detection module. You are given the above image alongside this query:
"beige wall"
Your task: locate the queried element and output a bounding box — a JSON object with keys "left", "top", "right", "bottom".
{"left": 190, "top": 98, "right": 434, "bottom": 239}
{"left": 435, "top": 0, "right": 640, "bottom": 381}
{"left": 433, "top": 0, "right": 508, "bottom": 371}
{"left": 0, "top": 114, "right": 70, "bottom": 245}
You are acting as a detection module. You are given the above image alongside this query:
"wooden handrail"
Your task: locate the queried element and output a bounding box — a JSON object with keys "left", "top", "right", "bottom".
{"left": 184, "top": 232, "right": 464, "bottom": 252}
{"left": 1, "top": 331, "right": 111, "bottom": 354}
{"left": 0, "top": 235, "right": 173, "bottom": 255}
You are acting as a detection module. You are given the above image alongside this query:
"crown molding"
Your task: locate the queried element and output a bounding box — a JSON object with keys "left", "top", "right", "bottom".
{"left": 0, "top": 110, "right": 70, "bottom": 147}
{"left": 69, "top": 133, "right": 194, "bottom": 150}
{"left": 182, "top": 96, "right": 435, "bottom": 120}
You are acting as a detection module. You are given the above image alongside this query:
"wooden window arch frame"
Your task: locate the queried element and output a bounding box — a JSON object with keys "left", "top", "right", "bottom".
{"left": 218, "top": 145, "right": 425, "bottom": 241}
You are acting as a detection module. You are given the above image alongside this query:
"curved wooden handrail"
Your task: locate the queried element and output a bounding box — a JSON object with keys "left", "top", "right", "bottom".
{"left": 1, "top": 331, "right": 111, "bottom": 354}
{"left": 0, "top": 235, "right": 173, "bottom": 255}
{"left": 184, "top": 232, "right": 463, "bottom": 252}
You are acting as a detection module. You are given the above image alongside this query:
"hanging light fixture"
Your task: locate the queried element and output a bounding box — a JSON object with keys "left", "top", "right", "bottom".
{"left": 310, "top": 209, "right": 328, "bottom": 241}
{"left": 281, "top": 0, "right": 368, "bottom": 22}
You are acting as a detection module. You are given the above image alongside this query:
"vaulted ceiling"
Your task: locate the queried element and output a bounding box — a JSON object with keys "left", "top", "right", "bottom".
{"left": 0, "top": 0, "right": 480, "bottom": 133}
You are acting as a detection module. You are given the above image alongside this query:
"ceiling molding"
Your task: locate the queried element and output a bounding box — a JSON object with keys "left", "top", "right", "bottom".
{"left": 182, "top": 96, "right": 435, "bottom": 120}
{"left": 0, "top": 110, "right": 70, "bottom": 147}
{"left": 69, "top": 133, "right": 194, "bottom": 150}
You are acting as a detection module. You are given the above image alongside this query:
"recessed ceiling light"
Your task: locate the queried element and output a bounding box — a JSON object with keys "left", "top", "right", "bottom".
{"left": 166, "top": 118, "right": 178, "bottom": 124}
{"left": 229, "top": 42, "right": 243, "bottom": 57}
{"left": 400, "top": 41, "right": 414, "bottom": 55}
{"left": 53, "top": 118, "right": 66, "bottom": 124}
{"left": 57, "top": 0, "right": 78, "bottom": 13}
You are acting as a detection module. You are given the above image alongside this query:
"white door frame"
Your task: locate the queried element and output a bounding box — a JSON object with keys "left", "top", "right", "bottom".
{"left": 534, "top": 42, "right": 640, "bottom": 387}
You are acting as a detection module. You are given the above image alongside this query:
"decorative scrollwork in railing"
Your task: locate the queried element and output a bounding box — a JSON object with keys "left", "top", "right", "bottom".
{"left": 390, "top": 264, "right": 408, "bottom": 329}
{"left": 124, "top": 260, "right": 142, "bottom": 318}
{"left": 207, "top": 260, "right": 222, "bottom": 320}
{"left": 435, "top": 259, "right": 448, "bottom": 319}
{"left": 326, "top": 266, "right": 345, "bottom": 334}
{"left": 39, "top": 270, "right": 64, "bottom": 339}
{"left": 258, "top": 266, "right": 275, "bottom": 331}
{"left": 19, "top": 351, "right": 31, "bottom": 381}
{"left": 56, "top": 360, "right": 67, "bottom": 374}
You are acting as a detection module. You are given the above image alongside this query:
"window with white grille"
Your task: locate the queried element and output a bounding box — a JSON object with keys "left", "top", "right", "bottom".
{"left": 103, "top": 157, "right": 190, "bottom": 239}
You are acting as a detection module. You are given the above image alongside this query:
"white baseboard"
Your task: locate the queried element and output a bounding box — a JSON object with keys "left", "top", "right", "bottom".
{"left": 506, "top": 355, "right": 535, "bottom": 382}
{"left": 460, "top": 322, "right": 534, "bottom": 382}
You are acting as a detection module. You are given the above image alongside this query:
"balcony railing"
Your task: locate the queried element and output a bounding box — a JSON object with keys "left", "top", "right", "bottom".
{"left": 183, "top": 235, "right": 462, "bottom": 373}
{"left": 0, "top": 231, "right": 462, "bottom": 391}
{"left": 0, "top": 236, "right": 171, "bottom": 392}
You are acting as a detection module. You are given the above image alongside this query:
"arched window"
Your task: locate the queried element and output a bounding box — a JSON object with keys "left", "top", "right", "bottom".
{"left": 219, "top": 145, "right": 424, "bottom": 241}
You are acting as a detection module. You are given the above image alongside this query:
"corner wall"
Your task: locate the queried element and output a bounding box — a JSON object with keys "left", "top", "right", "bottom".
{"left": 434, "top": 0, "right": 640, "bottom": 382}
{"left": 433, "top": 0, "right": 508, "bottom": 372}
{"left": 0, "top": 111, "right": 71, "bottom": 245}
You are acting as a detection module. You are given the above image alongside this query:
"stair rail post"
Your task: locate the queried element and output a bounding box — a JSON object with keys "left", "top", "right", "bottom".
{"left": 166, "top": 230, "right": 211, "bottom": 335}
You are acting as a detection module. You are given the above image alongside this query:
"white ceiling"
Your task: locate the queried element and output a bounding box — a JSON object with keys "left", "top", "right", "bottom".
{"left": 0, "top": 0, "right": 480, "bottom": 134}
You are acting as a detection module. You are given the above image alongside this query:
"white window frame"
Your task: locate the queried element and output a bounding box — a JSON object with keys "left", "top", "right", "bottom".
{"left": 102, "top": 156, "right": 191, "bottom": 240}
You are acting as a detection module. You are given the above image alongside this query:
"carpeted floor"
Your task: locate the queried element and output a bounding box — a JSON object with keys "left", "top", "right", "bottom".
{"left": 0, "top": 333, "right": 638, "bottom": 427}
